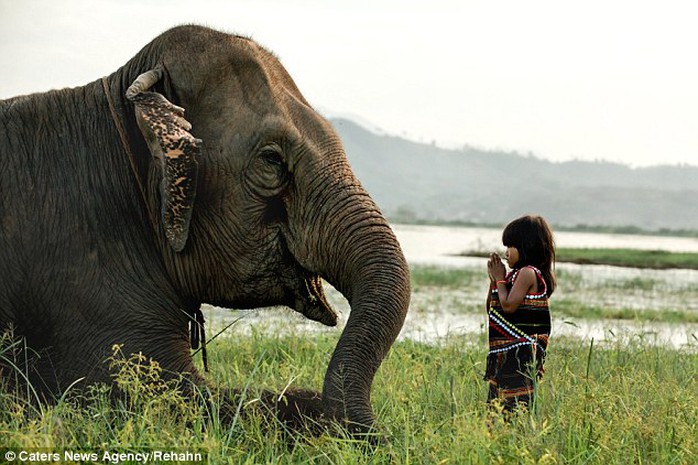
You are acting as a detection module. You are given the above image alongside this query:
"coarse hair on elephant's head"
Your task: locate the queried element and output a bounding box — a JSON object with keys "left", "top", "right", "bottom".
{"left": 114, "top": 26, "right": 411, "bottom": 435}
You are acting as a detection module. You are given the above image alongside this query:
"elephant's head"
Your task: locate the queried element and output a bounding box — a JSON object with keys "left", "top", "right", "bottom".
{"left": 119, "top": 26, "right": 410, "bottom": 434}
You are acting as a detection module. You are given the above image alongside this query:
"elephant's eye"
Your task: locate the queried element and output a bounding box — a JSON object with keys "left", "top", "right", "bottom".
{"left": 248, "top": 144, "right": 289, "bottom": 197}
{"left": 260, "top": 147, "right": 284, "bottom": 167}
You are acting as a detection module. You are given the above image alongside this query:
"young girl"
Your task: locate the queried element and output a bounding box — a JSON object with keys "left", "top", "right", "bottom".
{"left": 485, "top": 214, "right": 556, "bottom": 412}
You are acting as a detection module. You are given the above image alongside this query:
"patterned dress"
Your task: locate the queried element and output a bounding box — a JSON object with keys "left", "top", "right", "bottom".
{"left": 485, "top": 266, "right": 551, "bottom": 410}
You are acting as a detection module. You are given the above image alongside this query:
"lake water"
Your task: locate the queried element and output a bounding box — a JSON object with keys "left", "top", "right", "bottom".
{"left": 204, "top": 224, "right": 698, "bottom": 351}
{"left": 393, "top": 223, "right": 698, "bottom": 264}
{"left": 394, "top": 224, "right": 698, "bottom": 349}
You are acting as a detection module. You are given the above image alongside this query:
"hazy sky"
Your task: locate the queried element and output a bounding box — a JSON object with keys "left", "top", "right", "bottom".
{"left": 1, "top": 0, "right": 696, "bottom": 167}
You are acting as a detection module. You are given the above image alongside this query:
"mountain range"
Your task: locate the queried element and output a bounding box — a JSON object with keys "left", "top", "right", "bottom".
{"left": 330, "top": 117, "right": 698, "bottom": 232}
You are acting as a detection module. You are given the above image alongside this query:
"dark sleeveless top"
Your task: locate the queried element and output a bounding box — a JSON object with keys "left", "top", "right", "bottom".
{"left": 485, "top": 266, "right": 551, "bottom": 379}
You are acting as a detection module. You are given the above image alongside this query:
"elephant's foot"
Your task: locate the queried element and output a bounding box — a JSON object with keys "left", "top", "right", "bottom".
{"left": 259, "top": 388, "right": 328, "bottom": 437}
{"left": 218, "top": 388, "right": 329, "bottom": 439}
{"left": 217, "top": 387, "right": 386, "bottom": 445}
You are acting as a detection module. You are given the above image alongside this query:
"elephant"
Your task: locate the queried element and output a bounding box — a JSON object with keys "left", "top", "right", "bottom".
{"left": 0, "top": 25, "right": 410, "bottom": 437}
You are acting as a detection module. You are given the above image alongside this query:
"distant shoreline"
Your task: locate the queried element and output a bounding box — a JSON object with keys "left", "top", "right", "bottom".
{"left": 459, "top": 247, "right": 698, "bottom": 270}
{"left": 391, "top": 220, "right": 698, "bottom": 239}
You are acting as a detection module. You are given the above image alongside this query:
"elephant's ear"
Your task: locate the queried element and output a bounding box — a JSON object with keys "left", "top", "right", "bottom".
{"left": 126, "top": 68, "right": 201, "bottom": 252}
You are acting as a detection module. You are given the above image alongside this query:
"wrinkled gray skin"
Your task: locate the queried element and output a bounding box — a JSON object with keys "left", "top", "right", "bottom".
{"left": 0, "top": 26, "right": 410, "bottom": 435}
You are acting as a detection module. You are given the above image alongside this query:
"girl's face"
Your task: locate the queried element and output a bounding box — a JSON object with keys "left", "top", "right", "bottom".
{"left": 505, "top": 246, "right": 520, "bottom": 267}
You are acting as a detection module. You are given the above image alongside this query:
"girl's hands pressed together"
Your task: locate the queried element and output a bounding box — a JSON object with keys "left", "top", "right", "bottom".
{"left": 488, "top": 250, "right": 537, "bottom": 313}
{"left": 487, "top": 252, "right": 506, "bottom": 282}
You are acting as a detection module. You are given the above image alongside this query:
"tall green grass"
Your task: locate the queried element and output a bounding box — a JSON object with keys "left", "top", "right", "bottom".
{"left": 2, "top": 331, "right": 696, "bottom": 464}
{"left": 2, "top": 262, "right": 695, "bottom": 463}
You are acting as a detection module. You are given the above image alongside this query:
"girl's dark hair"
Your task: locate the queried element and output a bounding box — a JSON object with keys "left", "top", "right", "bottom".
{"left": 502, "top": 214, "right": 556, "bottom": 296}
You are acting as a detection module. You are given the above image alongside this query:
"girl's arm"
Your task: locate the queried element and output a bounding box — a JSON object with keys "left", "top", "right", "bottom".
{"left": 494, "top": 267, "right": 537, "bottom": 313}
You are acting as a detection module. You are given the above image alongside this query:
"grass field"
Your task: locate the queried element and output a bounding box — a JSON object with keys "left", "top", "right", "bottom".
{"left": 557, "top": 248, "right": 698, "bottom": 270}
{"left": 1, "top": 332, "right": 696, "bottom": 464}
{"left": 463, "top": 248, "right": 698, "bottom": 270}
{"left": 1, "top": 258, "right": 697, "bottom": 464}
{"left": 409, "top": 264, "right": 698, "bottom": 324}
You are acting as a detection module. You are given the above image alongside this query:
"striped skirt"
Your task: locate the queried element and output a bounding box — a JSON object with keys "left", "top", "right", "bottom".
{"left": 484, "top": 343, "right": 543, "bottom": 411}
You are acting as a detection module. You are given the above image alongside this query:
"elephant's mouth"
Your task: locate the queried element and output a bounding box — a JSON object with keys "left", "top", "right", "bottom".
{"left": 292, "top": 272, "right": 338, "bottom": 327}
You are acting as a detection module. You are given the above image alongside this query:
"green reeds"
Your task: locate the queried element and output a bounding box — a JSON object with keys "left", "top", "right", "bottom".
{"left": 1, "top": 331, "right": 695, "bottom": 464}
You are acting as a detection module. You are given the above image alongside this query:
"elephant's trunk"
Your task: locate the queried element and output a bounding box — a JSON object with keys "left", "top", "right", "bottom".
{"left": 288, "top": 166, "right": 411, "bottom": 435}
{"left": 322, "top": 224, "right": 410, "bottom": 434}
